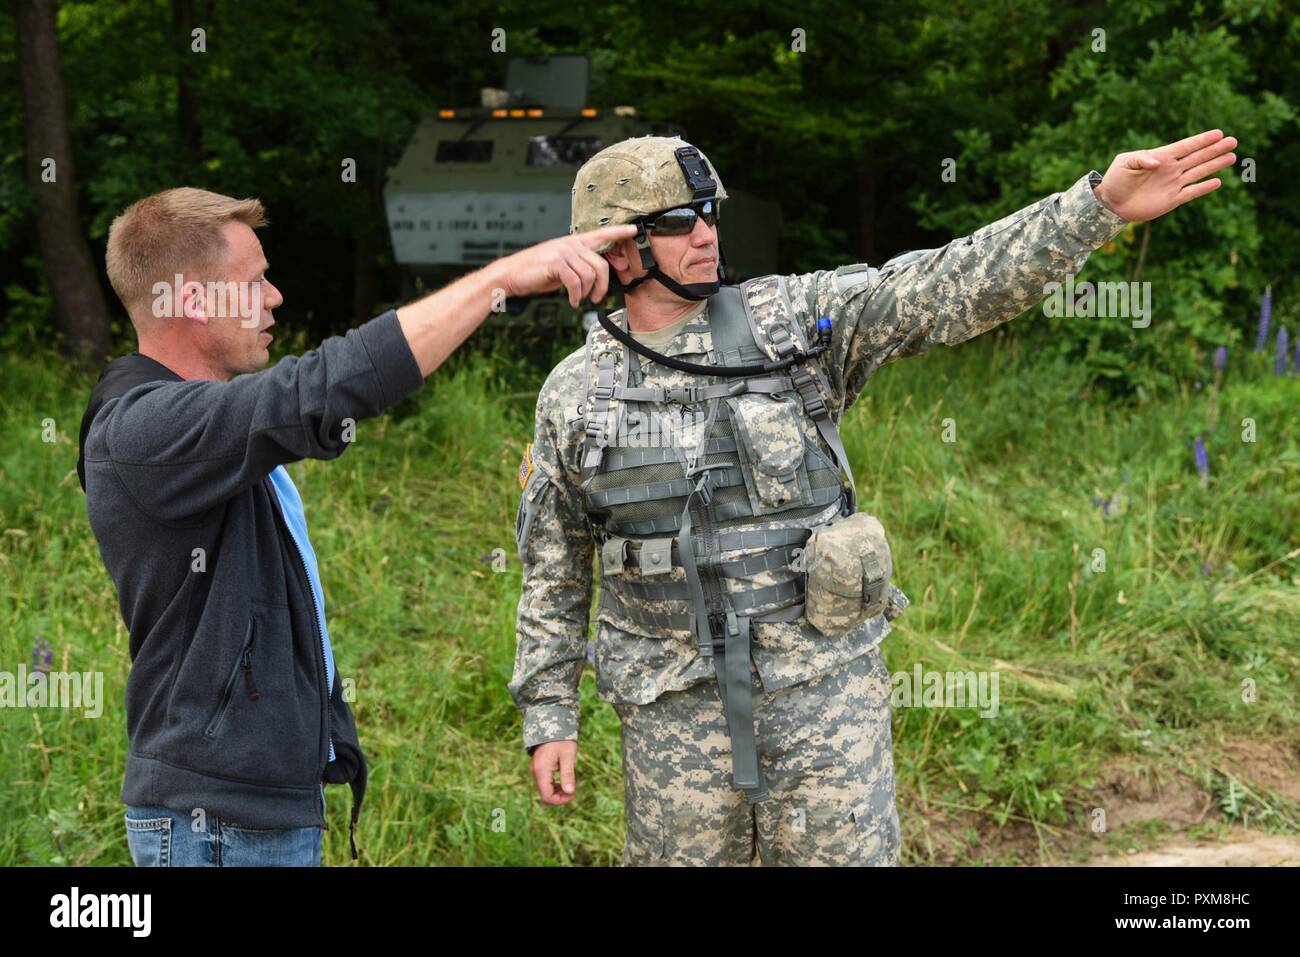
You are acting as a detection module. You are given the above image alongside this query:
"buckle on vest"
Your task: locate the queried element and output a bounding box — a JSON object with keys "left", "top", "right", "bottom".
{"left": 863, "top": 552, "right": 886, "bottom": 607}
{"left": 693, "top": 471, "right": 714, "bottom": 505}
{"left": 665, "top": 385, "right": 700, "bottom": 405}
{"left": 791, "top": 366, "right": 828, "bottom": 417}
{"left": 707, "top": 612, "right": 729, "bottom": 654}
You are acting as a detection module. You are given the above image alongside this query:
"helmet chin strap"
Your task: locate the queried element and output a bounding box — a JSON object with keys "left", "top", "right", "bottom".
{"left": 621, "top": 266, "right": 720, "bottom": 301}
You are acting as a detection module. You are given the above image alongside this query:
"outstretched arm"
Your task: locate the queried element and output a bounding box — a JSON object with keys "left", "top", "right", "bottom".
{"left": 398, "top": 224, "right": 635, "bottom": 376}
{"left": 787, "top": 130, "right": 1236, "bottom": 414}
{"left": 92, "top": 225, "right": 635, "bottom": 523}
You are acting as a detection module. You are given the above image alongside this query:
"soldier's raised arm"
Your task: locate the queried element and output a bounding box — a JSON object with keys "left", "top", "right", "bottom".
{"left": 508, "top": 354, "right": 594, "bottom": 804}
{"left": 785, "top": 130, "right": 1236, "bottom": 413}
{"left": 784, "top": 170, "right": 1127, "bottom": 412}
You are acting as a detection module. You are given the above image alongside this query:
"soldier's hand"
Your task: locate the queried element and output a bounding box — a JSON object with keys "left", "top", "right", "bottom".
{"left": 1093, "top": 129, "right": 1237, "bottom": 223}
{"left": 499, "top": 225, "right": 636, "bottom": 308}
{"left": 531, "top": 739, "right": 579, "bottom": 805}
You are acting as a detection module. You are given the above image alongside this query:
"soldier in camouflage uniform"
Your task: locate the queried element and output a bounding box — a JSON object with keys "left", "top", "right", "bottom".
{"left": 510, "top": 130, "right": 1236, "bottom": 865}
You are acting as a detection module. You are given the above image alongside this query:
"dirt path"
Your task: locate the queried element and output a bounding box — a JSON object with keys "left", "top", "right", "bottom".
{"left": 1090, "top": 832, "right": 1300, "bottom": 866}
{"left": 905, "top": 736, "right": 1300, "bottom": 865}
{"left": 1082, "top": 738, "right": 1300, "bottom": 866}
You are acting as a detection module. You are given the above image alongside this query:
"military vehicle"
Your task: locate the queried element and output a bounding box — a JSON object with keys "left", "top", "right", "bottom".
{"left": 383, "top": 54, "right": 781, "bottom": 332}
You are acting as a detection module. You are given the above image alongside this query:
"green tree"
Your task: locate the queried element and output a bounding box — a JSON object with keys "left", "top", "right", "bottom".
{"left": 11, "top": 0, "right": 110, "bottom": 360}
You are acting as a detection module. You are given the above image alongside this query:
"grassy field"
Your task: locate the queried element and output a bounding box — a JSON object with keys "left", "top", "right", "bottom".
{"left": 1, "top": 323, "right": 1297, "bottom": 866}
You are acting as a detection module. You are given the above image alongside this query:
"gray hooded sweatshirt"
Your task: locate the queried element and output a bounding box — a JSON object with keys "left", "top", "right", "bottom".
{"left": 76, "top": 311, "right": 423, "bottom": 859}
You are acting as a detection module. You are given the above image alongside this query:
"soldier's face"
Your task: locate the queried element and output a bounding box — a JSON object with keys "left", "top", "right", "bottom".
{"left": 608, "top": 215, "right": 719, "bottom": 297}
{"left": 652, "top": 214, "right": 719, "bottom": 287}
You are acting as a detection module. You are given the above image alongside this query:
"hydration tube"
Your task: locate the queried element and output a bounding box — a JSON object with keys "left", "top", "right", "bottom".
{"left": 596, "top": 308, "right": 834, "bottom": 378}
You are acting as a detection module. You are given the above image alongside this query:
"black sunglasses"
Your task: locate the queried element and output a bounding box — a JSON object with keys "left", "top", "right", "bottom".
{"left": 641, "top": 200, "right": 719, "bottom": 236}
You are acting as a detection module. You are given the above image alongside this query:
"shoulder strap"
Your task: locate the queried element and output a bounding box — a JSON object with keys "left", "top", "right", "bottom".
{"left": 705, "top": 285, "right": 766, "bottom": 366}
{"left": 739, "top": 275, "right": 858, "bottom": 510}
{"left": 581, "top": 311, "right": 630, "bottom": 478}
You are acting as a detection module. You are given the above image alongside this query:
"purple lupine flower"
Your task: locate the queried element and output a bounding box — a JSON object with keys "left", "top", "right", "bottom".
{"left": 1276, "top": 327, "right": 1290, "bottom": 377}
{"left": 31, "top": 636, "right": 51, "bottom": 675}
{"left": 586, "top": 639, "right": 596, "bottom": 667}
{"left": 1254, "top": 286, "right": 1272, "bottom": 352}
{"left": 1091, "top": 495, "right": 1120, "bottom": 518}
{"left": 1193, "top": 436, "right": 1210, "bottom": 484}
{"left": 1214, "top": 346, "right": 1227, "bottom": 372}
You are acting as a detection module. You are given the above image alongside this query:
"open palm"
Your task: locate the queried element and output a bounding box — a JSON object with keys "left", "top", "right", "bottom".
{"left": 1095, "top": 129, "right": 1238, "bottom": 223}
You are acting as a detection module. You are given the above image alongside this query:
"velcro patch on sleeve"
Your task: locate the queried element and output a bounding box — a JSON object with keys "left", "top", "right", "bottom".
{"left": 518, "top": 442, "right": 534, "bottom": 490}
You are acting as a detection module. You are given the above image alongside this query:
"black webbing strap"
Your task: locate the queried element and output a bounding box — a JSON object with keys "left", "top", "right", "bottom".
{"left": 347, "top": 774, "right": 364, "bottom": 861}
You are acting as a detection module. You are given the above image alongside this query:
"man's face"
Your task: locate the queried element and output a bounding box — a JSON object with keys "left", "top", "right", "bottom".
{"left": 190, "top": 221, "right": 284, "bottom": 377}
{"left": 612, "top": 208, "right": 719, "bottom": 294}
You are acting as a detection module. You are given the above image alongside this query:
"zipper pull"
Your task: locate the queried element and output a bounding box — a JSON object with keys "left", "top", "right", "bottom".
{"left": 242, "top": 649, "right": 260, "bottom": 701}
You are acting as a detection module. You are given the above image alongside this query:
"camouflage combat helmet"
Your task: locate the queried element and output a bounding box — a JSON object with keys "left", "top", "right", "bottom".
{"left": 570, "top": 135, "right": 728, "bottom": 300}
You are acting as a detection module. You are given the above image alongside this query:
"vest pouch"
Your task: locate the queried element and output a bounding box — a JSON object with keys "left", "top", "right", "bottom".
{"left": 729, "top": 392, "right": 812, "bottom": 514}
{"left": 803, "top": 512, "right": 893, "bottom": 636}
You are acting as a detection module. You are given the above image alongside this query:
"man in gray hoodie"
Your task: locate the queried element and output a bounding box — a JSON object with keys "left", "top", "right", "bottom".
{"left": 77, "top": 186, "right": 632, "bottom": 866}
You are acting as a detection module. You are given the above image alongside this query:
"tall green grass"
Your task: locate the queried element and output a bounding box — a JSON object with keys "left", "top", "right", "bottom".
{"left": 1, "top": 327, "right": 1296, "bottom": 865}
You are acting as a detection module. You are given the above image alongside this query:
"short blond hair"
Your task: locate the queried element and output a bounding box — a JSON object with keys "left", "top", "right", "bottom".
{"left": 105, "top": 187, "right": 267, "bottom": 318}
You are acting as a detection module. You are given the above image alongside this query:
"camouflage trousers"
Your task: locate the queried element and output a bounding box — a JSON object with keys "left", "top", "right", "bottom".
{"left": 612, "top": 645, "right": 899, "bottom": 866}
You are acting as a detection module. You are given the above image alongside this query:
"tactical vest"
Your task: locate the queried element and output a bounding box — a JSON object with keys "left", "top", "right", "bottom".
{"left": 579, "top": 275, "right": 861, "bottom": 803}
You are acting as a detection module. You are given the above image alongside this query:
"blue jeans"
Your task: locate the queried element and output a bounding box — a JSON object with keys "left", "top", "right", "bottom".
{"left": 124, "top": 787, "right": 325, "bottom": 867}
